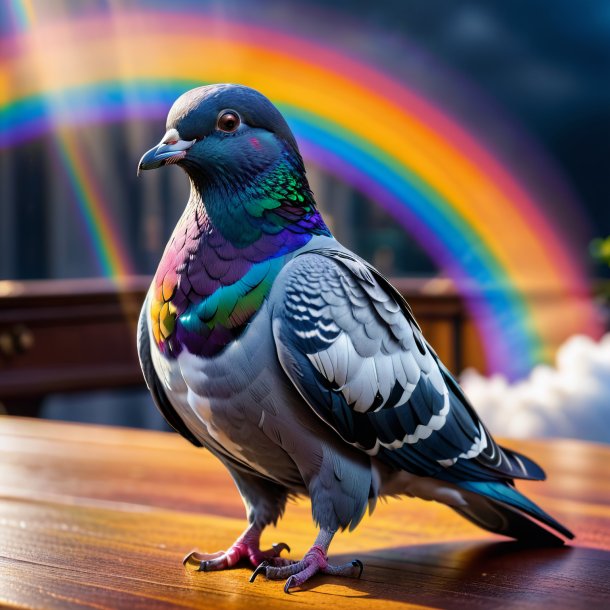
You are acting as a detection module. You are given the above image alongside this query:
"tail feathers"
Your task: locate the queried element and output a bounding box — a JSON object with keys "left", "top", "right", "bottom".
{"left": 499, "top": 445, "right": 546, "bottom": 481}
{"left": 456, "top": 481, "right": 574, "bottom": 545}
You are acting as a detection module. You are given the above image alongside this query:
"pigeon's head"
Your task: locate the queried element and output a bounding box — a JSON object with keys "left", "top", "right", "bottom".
{"left": 138, "top": 84, "right": 303, "bottom": 187}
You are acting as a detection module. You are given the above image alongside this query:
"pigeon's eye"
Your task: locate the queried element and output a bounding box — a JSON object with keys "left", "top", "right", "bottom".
{"left": 217, "top": 111, "right": 240, "bottom": 133}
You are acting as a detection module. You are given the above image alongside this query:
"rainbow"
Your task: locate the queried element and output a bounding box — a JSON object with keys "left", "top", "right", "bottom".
{"left": 54, "top": 129, "right": 135, "bottom": 277}
{"left": 3, "top": 1, "right": 135, "bottom": 277}
{"left": 0, "top": 9, "right": 602, "bottom": 377}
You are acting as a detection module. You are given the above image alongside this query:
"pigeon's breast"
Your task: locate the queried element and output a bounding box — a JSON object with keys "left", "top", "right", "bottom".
{"left": 173, "top": 257, "right": 285, "bottom": 358}
{"left": 150, "top": 230, "right": 285, "bottom": 360}
{"left": 154, "top": 302, "right": 308, "bottom": 488}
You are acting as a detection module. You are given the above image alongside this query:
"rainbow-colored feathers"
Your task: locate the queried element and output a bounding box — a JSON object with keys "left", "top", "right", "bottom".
{"left": 145, "top": 93, "right": 330, "bottom": 357}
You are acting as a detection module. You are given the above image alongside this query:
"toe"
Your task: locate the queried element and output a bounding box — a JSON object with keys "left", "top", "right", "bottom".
{"left": 264, "top": 561, "right": 305, "bottom": 580}
{"left": 250, "top": 560, "right": 304, "bottom": 582}
{"left": 183, "top": 550, "right": 224, "bottom": 572}
{"left": 321, "top": 558, "right": 364, "bottom": 577}
{"left": 249, "top": 541, "right": 291, "bottom": 566}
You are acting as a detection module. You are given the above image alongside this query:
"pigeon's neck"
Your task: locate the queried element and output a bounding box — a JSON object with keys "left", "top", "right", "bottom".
{"left": 149, "top": 159, "right": 331, "bottom": 359}
{"left": 188, "top": 152, "right": 330, "bottom": 247}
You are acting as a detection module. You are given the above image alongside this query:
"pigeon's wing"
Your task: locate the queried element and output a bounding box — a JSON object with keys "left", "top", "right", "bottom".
{"left": 137, "top": 301, "right": 202, "bottom": 447}
{"left": 272, "top": 248, "right": 541, "bottom": 483}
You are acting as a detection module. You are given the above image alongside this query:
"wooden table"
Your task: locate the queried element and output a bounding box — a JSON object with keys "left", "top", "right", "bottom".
{"left": 1, "top": 417, "right": 609, "bottom": 609}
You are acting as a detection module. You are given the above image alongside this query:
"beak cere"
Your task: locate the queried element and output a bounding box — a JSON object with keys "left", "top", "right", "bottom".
{"left": 138, "top": 129, "right": 196, "bottom": 174}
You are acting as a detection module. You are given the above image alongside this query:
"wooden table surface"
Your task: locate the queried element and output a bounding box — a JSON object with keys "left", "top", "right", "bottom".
{"left": 1, "top": 417, "right": 609, "bottom": 609}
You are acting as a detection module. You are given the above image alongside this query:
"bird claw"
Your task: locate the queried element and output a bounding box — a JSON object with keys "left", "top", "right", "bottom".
{"left": 182, "top": 549, "right": 225, "bottom": 572}
{"left": 249, "top": 560, "right": 269, "bottom": 583}
{"left": 351, "top": 559, "right": 364, "bottom": 579}
{"left": 284, "top": 575, "right": 296, "bottom": 594}
{"left": 250, "top": 545, "right": 364, "bottom": 593}
{"left": 184, "top": 540, "right": 291, "bottom": 573}
{"left": 271, "top": 542, "right": 291, "bottom": 555}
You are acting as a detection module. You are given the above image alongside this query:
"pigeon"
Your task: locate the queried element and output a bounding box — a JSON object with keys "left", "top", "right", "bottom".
{"left": 137, "top": 84, "right": 573, "bottom": 593}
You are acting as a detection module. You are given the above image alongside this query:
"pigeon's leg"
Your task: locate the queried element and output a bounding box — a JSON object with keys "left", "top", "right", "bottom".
{"left": 250, "top": 528, "right": 363, "bottom": 593}
{"left": 183, "top": 464, "right": 292, "bottom": 572}
{"left": 183, "top": 522, "right": 291, "bottom": 572}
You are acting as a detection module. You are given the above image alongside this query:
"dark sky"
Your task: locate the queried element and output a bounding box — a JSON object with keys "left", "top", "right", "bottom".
{"left": 308, "top": 0, "right": 610, "bottom": 234}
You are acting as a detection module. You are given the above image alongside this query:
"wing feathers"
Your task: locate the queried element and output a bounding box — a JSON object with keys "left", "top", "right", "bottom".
{"left": 273, "top": 249, "right": 546, "bottom": 485}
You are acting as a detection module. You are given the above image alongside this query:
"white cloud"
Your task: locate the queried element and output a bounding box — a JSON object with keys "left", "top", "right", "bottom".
{"left": 460, "top": 334, "right": 610, "bottom": 444}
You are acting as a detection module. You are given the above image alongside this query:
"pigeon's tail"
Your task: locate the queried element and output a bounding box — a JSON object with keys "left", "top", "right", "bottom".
{"left": 454, "top": 481, "right": 574, "bottom": 546}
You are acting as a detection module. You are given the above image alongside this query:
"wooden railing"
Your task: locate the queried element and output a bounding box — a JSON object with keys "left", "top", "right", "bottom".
{"left": 0, "top": 278, "right": 144, "bottom": 414}
{"left": 0, "top": 276, "right": 487, "bottom": 414}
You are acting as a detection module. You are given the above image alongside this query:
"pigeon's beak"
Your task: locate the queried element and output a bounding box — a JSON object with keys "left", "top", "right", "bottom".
{"left": 138, "top": 129, "right": 196, "bottom": 175}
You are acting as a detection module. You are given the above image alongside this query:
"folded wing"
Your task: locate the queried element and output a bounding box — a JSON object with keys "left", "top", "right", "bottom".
{"left": 272, "top": 249, "right": 543, "bottom": 484}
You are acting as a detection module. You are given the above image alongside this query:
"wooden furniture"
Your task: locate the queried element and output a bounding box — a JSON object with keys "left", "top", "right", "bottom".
{"left": 1, "top": 416, "right": 609, "bottom": 609}
{"left": 0, "top": 278, "right": 146, "bottom": 413}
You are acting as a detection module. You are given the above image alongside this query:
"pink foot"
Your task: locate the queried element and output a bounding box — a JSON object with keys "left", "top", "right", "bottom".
{"left": 250, "top": 544, "right": 363, "bottom": 593}
{"left": 183, "top": 541, "right": 291, "bottom": 572}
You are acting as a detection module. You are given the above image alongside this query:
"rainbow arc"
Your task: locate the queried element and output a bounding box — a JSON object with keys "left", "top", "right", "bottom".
{"left": 0, "top": 9, "right": 602, "bottom": 376}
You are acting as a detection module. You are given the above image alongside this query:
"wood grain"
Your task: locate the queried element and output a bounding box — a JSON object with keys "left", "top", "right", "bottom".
{"left": 1, "top": 416, "right": 609, "bottom": 609}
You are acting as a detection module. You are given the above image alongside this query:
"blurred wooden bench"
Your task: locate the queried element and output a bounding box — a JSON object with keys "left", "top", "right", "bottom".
{"left": 0, "top": 276, "right": 485, "bottom": 415}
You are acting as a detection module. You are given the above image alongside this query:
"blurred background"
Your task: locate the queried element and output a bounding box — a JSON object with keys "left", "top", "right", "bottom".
{"left": 1, "top": 0, "right": 609, "bottom": 442}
